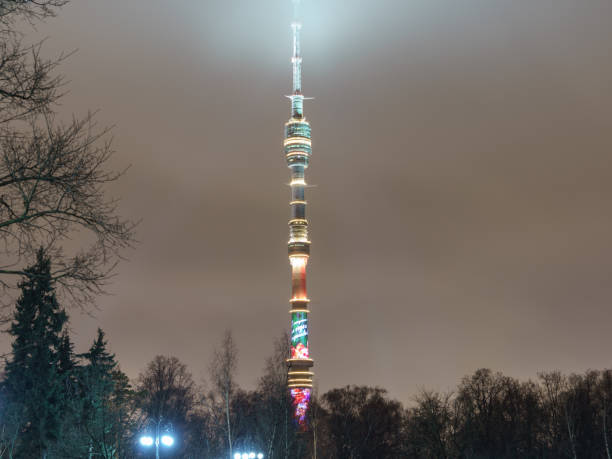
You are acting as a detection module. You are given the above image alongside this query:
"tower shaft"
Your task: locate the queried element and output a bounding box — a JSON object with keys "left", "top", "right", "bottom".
{"left": 285, "top": 0, "right": 313, "bottom": 430}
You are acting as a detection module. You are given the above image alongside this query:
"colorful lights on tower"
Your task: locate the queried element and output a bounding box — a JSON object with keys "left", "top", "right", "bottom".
{"left": 285, "top": 0, "right": 314, "bottom": 430}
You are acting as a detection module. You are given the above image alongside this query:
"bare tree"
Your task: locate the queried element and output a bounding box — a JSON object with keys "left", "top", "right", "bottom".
{"left": 0, "top": 0, "right": 136, "bottom": 314}
{"left": 257, "top": 332, "right": 291, "bottom": 459}
{"left": 209, "top": 330, "right": 238, "bottom": 459}
{"left": 407, "top": 390, "right": 454, "bottom": 459}
{"left": 601, "top": 371, "right": 612, "bottom": 459}
{"left": 136, "top": 355, "right": 196, "bottom": 427}
{"left": 320, "top": 385, "right": 405, "bottom": 459}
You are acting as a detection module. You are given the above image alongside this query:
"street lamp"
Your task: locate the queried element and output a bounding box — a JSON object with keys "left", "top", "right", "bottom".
{"left": 140, "top": 436, "right": 154, "bottom": 447}
{"left": 160, "top": 435, "right": 174, "bottom": 447}
{"left": 234, "top": 452, "right": 264, "bottom": 459}
{"left": 139, "top": 418, "right": 175, "bottom": 459}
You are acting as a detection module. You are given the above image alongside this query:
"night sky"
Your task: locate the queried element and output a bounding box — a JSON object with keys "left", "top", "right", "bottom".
{"left": 6, "top": 0, "right": 612, "bottom": 404}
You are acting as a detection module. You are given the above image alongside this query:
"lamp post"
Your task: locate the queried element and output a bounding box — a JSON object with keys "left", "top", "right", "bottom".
{"left": 233, "top": 452, "right": 264, "bottom": 459}
{"left": 139, "top": 418, "right": 175, "bottom": 459}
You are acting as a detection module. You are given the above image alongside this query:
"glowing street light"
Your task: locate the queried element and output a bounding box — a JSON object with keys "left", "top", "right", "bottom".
{"left": 139, "top": 419, "right": 175, "bottom": 459}
{"left": 139, "top": 435, "right": 154, "bottom": 447}
{"left": 234, "top": 452, "right": 263, "bottom": 459}
{"left": 160, "top": 434, "right": 174, "bottom": 447}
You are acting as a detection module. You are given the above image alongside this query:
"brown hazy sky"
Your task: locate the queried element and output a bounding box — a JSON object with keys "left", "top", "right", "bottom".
{"left": 4, "top": 0, "right": 612, "bottom": 403}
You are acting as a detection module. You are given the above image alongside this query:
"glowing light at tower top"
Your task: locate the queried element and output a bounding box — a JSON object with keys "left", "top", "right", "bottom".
{"left": 284, "top": 0, "right": 314, "bottom": 431}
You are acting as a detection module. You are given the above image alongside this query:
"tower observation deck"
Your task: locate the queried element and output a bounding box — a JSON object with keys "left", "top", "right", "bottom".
{"left": 285, "top": 0, "right": 314, "bottom": 430}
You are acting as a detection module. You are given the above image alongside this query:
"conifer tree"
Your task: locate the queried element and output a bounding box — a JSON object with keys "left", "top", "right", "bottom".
{"left": 3, "top": 248, "right": 68, "bottom": 459}
{"left": 57, "top": 331, "right": 77, "bottom": 375}
{"left": 79, "top": 328, "right": 134, "bottom": 458}
{"left": 52, "top": 330, "right": 90, "bottom": 458}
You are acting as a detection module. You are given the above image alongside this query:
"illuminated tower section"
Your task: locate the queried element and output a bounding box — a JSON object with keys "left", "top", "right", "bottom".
{"left": 285, "top": 0, "right": 313, "bottom": 430}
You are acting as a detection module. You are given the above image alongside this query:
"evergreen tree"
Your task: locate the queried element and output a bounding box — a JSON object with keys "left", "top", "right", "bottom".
{"left": 3, "top": 248, "right": 68, "bottom": 459}
{"left": 79, "top": 328, "right": 134, "bottom": 458}
{"left": 57, "top": 331, "right": 77, "bottom": 375}
{"left": 52, "top": 330, "right": 90, "bottom": 459}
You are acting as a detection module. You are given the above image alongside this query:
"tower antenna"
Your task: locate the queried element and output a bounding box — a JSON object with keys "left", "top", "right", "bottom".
{"left": 284, "top": 0, "right": 314, "bottom": 432}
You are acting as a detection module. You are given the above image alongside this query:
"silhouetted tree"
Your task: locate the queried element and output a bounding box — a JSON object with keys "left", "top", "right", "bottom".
{"left": 180, "top": 402, "right": 217, "bottom": 459}
{"left": 559, "top": 371, "right": 611, "bottom": 459}
{"left": 2, "top": 248, "right": 68, "bottom": 458}
{"left": 256, "top": 332, "right": 296, "bottom": 459}
{"left": 599, "top": 371, "right": 612, "bottom": 459}
{"left": 76, "top": 328, "right": 134, "bottom": 458}
{"left": 230, "top": 389, "right": 262, "bottom": 454}
{"left": 136, "top": 355, "right": 196, "bottom": 456}
{"left": 452, "top": 368, "right": 547, "bottom": 458}
{"left": 320, "top": 385, "right": 404, "bottom": 459}
{"left": 209, "top": 330, "right": 238, "bottom": 459}
{"left": 50, "top": 330, "right": 87, "bottom": 458}
{"left": 0, "top": 0, "right": 136, "bottom": 315}
{"left": 405, "top": 390, "right": 454, "bottom": 458}
{"left": 57, "top": 331, "right": 77, "bottom": 374}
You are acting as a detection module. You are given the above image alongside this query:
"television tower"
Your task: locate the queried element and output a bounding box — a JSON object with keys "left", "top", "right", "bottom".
{"left": 285, "top": 0, "right": 314, "bottom": 430}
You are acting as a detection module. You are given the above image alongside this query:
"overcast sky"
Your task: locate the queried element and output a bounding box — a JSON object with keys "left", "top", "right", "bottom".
{"left": 4, "top": 0, "right": 612, "bottom": 403}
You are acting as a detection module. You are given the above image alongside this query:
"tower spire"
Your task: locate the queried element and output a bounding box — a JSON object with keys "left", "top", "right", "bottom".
{"left": 285, "top": 0, "right": 314, "bottom": 431}
{"left": 290, "top": 0, "right": 304, "bottom": 118}
{"left": 291, "top": 0, "right": 302, "bottom": 94}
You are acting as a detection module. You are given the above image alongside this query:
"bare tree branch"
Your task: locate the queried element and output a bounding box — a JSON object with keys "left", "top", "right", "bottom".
{"left": 0, "top": 1, "right": 137, "bottom": 316}
{"left": 0, "top": 0, "right": 67, "bottom": 25}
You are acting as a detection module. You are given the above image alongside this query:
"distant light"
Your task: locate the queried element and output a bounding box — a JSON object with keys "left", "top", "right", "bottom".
{"left": 139, "top": 436, "right": 154, "bottom": 447}
{"left": 234, "top": 455, "right": 241, "bottom": 459}
{"left": 249, "top": 454, "right": 256, "bottom": 459}
{"left": 160, "top": 435, "right": 174, "bottom": 447}
{"left": 242, "top": 454, "right": 249, "bottom": 459}
{"left": 258, "top": 454, "right": 264, "bottom": 459}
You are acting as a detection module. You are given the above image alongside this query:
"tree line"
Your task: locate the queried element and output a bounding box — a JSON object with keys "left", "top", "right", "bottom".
{"left": 2, "top": 251, "right": 612, "bottom": 458}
